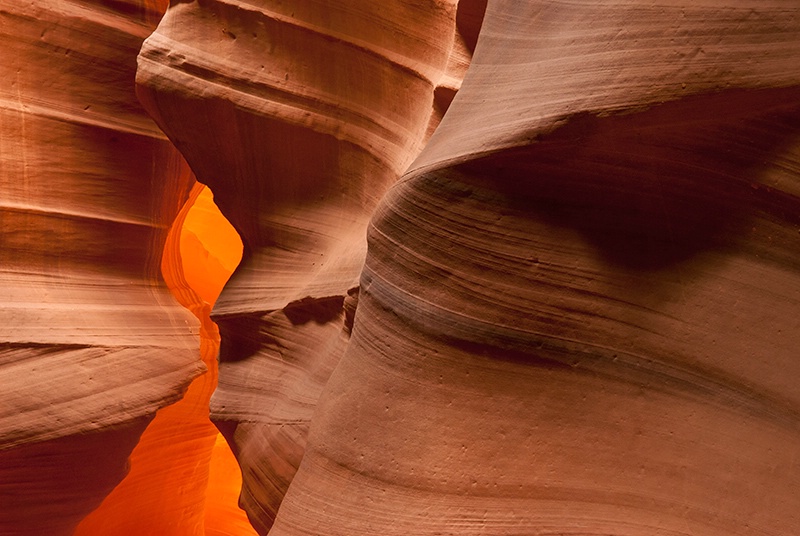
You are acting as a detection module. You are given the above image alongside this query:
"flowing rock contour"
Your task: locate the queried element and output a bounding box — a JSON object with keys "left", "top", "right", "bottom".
{"left": 136, "top": 0, "right": 482, "bottom": 531}
{"left": 268, "top": 1, "right": 800, "bottom": 535}
{"left": 0, "top": 1, "right": 202, "bottom": 533}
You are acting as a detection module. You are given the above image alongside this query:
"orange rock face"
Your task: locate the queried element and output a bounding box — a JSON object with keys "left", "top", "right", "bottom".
{"left": 1, "top": 1, "right": 249, "bottom": 534}
{"left": 268, "top": 2, "right": 800, "bottom": 535}
{"left": 135, "top": 0, "right": 476, "bottom": 532}
{"left": 73, "top": 184, "right": 250, "bottom": 535}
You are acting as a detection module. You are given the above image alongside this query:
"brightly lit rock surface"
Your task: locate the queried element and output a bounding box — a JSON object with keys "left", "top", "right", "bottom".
{"left": 135, "top": 0, "right": 481, "bottom": 532}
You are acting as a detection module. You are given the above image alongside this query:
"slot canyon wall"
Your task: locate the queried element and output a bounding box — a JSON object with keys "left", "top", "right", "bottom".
{"left": 1, "top": 0, "right": 251, "bottom": 534}
{"left": 1, "top": 1, "right": 800, "bottom": 536}
{"left": 134, "top": 0, "right": 481, "bottom": 532}
{"left": 0, "top": 0, "right": 200, "bottom": 533}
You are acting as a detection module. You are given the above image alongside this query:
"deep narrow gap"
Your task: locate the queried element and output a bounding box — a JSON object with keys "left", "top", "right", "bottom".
{"left": 76, "top": 180, "right": 253, "bottom": 534}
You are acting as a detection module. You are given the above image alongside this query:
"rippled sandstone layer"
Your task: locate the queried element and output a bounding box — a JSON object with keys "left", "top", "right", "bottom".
{"left": 73, "top": 183, "right": 251, "bottom": 535}
{"left": 268, "top": 1, "right": 800, "bottom": 535}
{"left": 3, "top": 1, "right": 799, "bottom": 534}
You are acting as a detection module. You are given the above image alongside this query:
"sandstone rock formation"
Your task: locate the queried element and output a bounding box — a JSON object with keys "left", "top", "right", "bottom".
{"left": 72, "top": 183, "right": 251, "bottom": 535}
{"left": 0, "top": 1, "right": 247, "bottom": 534}
{"left": 135, "top": 0, "right": 480, "bottom": 531}
{"left": 265, "top": 1, "right": 800, "bottom": 535}
{"left": 2, "top": 0, "right": 800, "bottom": 534}
{"left": 0, "top": 0, "right": 201, "bottom": 533}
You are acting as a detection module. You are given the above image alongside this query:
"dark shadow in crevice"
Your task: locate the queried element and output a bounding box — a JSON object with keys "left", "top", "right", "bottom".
{"left": 216, "top": 313, "right": 264, "bottom": 363}
{"left": 284, "top": 295, "right": 345, "bottom": 325}
{"left": 456, "top": 86, "right": 800, "bottom": 273}
{"left": 456, "top": 0, "right": 489, "bottom": 54}
{"left": 215, "top": 295, "right": 347, "bottom": 363}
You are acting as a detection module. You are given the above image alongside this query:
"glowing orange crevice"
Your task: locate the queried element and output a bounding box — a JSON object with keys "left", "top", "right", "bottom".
{"left": 75, "top": 182, "right": 250, "bottom": 535}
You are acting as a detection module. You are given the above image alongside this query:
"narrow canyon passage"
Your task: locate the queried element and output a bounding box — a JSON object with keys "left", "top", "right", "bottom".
{"left": 2, "top": 1, "right": 799, "bottom": 534}
{"left": 75, "top": 184, "right": 253, "bottom": 535}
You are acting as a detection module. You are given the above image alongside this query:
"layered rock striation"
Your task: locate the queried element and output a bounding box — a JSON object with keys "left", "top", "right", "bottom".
{"left": 72, "top": 182, "right": 251, "bottom": 535}
{"left": 3, "top": 0, "right": 800, "bottom": 534}
{"left": 267, "top": 1, "right": 800, "bottom": 535}
{"left": 0, "top": 1, "right": 203, "bottom": 533}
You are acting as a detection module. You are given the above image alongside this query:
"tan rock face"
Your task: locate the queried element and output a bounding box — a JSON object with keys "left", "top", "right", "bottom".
{"left": 0, "top": 0, "right": 202, "bottom": 533}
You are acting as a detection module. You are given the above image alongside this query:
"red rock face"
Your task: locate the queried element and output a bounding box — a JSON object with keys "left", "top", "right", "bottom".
{"left": 267, "top": 2, "right": 800, "bottom": 535}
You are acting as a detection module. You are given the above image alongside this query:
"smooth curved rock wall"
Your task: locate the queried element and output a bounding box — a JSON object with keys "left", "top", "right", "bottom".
{"left": 3, "top": 1, "right": 799, "bottom": 534}
{"left": 136, "top": 0, "right": 478, "bottom": 531}
{"left": 268, "top": 1, "right": 800, "bottom": 534}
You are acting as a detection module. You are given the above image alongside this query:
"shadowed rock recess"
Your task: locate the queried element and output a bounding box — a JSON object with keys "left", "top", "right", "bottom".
{"left": 2, "top": 0, "right": 800, "bottom": 535}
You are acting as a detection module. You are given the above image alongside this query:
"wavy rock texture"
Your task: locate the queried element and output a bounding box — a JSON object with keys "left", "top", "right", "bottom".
{"left": 5, "top": 1, "right": 799, "bottom": 534}
{"left": 136, "top": 0, "right": 479, "bottom": 532}
{"left": 267, "top": 1, "right": 800, "bottom": 535}
{"left": 0, "top": 0, "right": 213, "bottom": 533}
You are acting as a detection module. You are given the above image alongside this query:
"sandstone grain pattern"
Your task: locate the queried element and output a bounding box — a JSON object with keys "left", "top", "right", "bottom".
{"left": 136, "top": 0, "right": 475, "bottom": 531}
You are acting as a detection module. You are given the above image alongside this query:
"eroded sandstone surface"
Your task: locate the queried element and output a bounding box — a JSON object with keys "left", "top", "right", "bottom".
{"left": 267, "top": 2, "right": 800, "bottom": 534}
{"left": 2, "top": 1, "right": 800, "bottom": 535}
{"left": 135, "top": 0, "right": 480, "bottom": 531}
